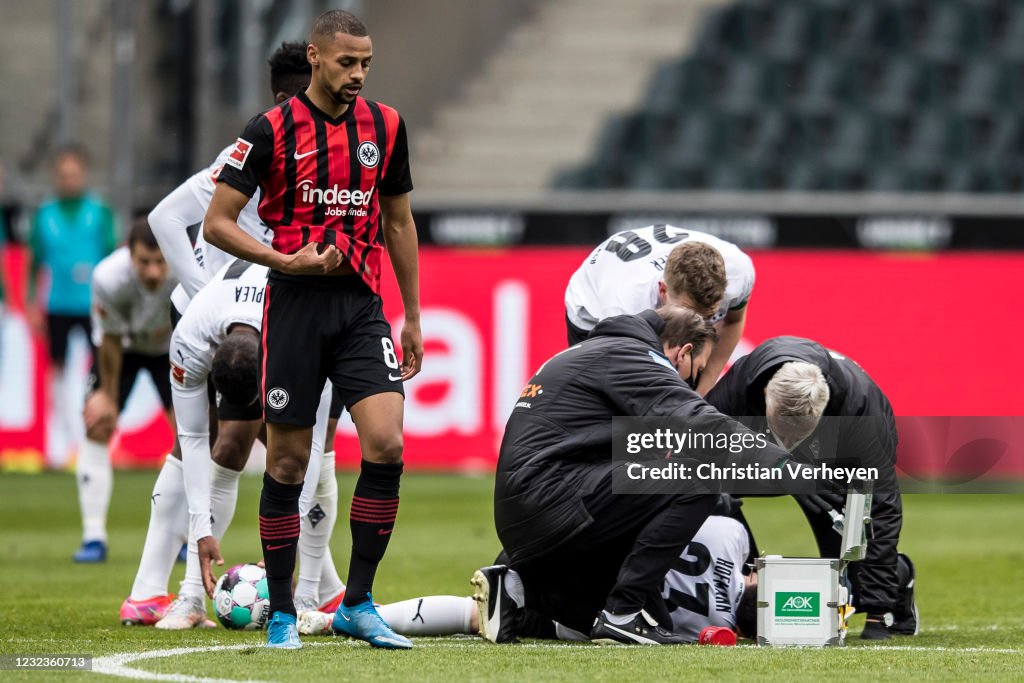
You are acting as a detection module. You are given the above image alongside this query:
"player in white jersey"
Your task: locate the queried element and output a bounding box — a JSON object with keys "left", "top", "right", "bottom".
{"left": 119, "top": 259, "right": 338, "bottom": 628}
{"left": 148, "top": 42, "right": 310, "bottom": 315}
{"left": 565, "top": 225, "right": 755, "bottom": 395}
{"left": 661, "top": 515, "right": 754, "bottom": 640}
{"left": 150, "top": 146, "right": 271, "bottom": 315}
{"left": 120, "top": 259, "right": 264, "bottom": 626}
{"left": 74, "top": 218, "right": 176, "bottom": 564}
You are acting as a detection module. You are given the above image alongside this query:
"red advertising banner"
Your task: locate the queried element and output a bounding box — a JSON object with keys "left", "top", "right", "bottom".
{"left": 3, "top": 246, "right": 1024, "bottom": 474}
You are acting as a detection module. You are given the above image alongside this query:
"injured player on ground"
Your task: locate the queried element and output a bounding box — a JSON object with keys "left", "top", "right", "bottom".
{"left": 297, "top": 511, "right": 759, "bottom": 644}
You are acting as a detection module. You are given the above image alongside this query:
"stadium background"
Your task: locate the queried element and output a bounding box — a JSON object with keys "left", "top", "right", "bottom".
{"left": 1, "top": 0, "right": 1023, "bottom": 482}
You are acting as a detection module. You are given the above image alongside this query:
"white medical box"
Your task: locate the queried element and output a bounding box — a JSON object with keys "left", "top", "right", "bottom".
{"left": 755, "top": 491, "right": 871, "bottom": 647}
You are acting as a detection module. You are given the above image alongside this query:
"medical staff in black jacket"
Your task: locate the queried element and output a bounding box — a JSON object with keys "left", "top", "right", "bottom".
{"left": 706, "top": 336, "right": 918, "bottom": 640}
{"left": 492, "top": 308, "right": 811, "bottom": 645}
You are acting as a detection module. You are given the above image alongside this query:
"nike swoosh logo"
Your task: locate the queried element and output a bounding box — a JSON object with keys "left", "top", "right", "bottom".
{"left": 338, "top": 612, "right": 351, "bottom": 622}
{"left": 293, "top": 149, "right": 318, "bottom": 160}
{"left": 601, "top": 622, "right": 659, "bottom": 645}
{"left": 377, "top": 528, "right": 393, "bottom": 535}
{"left": 266, "top": 543, "right": 292, "bottom": 551}
{"left": 388, "top": 374, "right": 402, "bottom": 382}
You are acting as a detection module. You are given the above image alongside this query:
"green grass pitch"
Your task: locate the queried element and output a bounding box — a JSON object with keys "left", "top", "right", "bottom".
{"left": 0, "top": 472, "right": 1022, "bottom": 681}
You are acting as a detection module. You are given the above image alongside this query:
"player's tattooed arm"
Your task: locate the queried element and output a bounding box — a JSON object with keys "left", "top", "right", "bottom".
{"left": 380, "top": 192, "right": 422, "bottom": 380}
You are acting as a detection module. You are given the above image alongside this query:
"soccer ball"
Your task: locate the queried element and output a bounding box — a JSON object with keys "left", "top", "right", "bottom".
{"left": 213, "top": 563, "right": 270, "bottom": 630}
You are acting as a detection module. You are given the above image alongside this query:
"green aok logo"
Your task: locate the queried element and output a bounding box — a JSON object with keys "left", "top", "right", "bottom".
{"left": 775, "top": 592, "right": 819, "bottom": 617}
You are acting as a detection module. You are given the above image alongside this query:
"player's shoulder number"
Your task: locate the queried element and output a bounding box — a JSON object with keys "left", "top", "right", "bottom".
{"left": 604, "top": 225, "right": 689, "bottom": 263}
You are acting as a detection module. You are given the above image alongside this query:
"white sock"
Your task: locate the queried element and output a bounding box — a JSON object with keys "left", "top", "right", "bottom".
{"left": 604, "top": 609, "right": 639, "bottom": 625}
{"left": 179, "top": 462, "right": 239, "bottom": 604}
{"left": 377, "top": 596, "right": 475, "bottom": 636}
{"left": 504, "top": 568, "right": 525, "bottom": 608}
{"left": 210, "top": 463, "right": 241, "bottom": 539}
{"left": 46, "top": 373, "right": 69, "bottom": 465}
{"left": 130, "top": 456, "right": 187, "bottom": 600}
{"left": 296, "top": 451, "right": 339, "bottom": 606}
{"left": 77, "top": 439, "right": 112, "bottom": 542}
{"left": 317, "top": 452, "right": 344, "bottom": 601}
{"left": 319, "top": 546, "right": 345, "bottom": 605}
{"left": 180, "top": 544, "right": 205, "bottom": 602}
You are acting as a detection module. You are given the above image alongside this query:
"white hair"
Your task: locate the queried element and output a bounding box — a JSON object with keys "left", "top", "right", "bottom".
{"left": 765, "top": 362, "right": 830, "bottom": 418}
{"left": 765, "top": 362, "right": 830, "bottom": 446}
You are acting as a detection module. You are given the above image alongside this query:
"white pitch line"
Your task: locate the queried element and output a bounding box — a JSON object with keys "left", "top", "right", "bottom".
{"left": 89, "top": 640, "right": 1024, "bottom": 682}
{"left": 92, "top": 644, "right": 270, "bottom": 683}
{"left": 857, "top": 645, "right": 1024, "bottom": 655}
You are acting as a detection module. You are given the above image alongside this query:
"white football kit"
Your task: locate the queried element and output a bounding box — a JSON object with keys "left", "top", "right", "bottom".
{"left": 565, "top": 225, "right": 755, "bottom": 330}
{"left": 169, "top": 259, "right": 268, "bottom": 391}
{"left": 90, "top": 246, "right": 177, "bottom": 355}
{"left": 662, "top": 515, "right": 749, "bottom": 640}
{"left": 149, "top": 142, "right": 273, "bottom": 313}
{"left": 169, "top": 260, "right": 331, "bottom": 544}
{"left": 169, "top": 259, "right": 269, "bottom": 542}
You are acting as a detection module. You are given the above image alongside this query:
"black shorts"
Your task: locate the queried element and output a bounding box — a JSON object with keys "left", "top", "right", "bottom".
{"left": 47, "top": 313, "right": 93, "bottom": 363}
{"left": 86, "top": 351, "right": 173, "bottom": 412}
{"left": 170, "top": 300, "right": 183, "bottom": 329}
{"left": 260, "top": 274, "right": 404, "bottom": 426}
{"left": 214, "top": 381, "right": 263, "bottom": 421}
{"left": 565, "top": 314, "right": 590, "bottom": 347}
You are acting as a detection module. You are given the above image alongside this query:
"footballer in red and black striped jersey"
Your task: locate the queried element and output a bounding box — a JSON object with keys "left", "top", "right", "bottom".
{"left": 214, "top": 88, "right": 414, "bottom": 427}
{"left": 204, "top": 8, "right": 421, "bottom": 650}
{"left": 216, "top": 90, "right": 412, "bottom": 294}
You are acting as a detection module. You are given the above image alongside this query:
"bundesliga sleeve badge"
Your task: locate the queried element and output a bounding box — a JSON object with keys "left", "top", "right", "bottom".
{"left": 225, "top": 138, "right": 253, "bottom": 170}
{"left": 170, "top": 363, "right": 186, "bottom": 386}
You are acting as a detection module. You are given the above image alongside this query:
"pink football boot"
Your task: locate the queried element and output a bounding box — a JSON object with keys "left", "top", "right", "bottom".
{"left": 120, "top": 594, "right": 175, "bottom": 626}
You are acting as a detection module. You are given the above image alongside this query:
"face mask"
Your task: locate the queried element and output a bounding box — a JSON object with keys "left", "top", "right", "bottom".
{"left": 682, "top": 351, "right": 702, "bottom": 391}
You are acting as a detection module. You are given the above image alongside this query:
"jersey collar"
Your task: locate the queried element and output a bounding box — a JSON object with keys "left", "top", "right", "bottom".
{"left": 296, "top": 90, "right": 356, "bottom": 126}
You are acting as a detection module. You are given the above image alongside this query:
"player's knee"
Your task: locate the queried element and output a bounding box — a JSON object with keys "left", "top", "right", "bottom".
{"left": 86, "top": 421, "right": 114, "bottom": 443}
{"left": 211, "top": 434, "right": 249, "bottom": 471}
{"left": 267, "top": 451, "right": 308, "bottom": 485}
{"left": 362, "top": 432, "right": 403, "bottom": 464}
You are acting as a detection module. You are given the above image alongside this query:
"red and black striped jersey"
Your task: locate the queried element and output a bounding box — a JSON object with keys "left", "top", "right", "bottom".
{"left": 217, "top": 90, "right": 412, "bottom": 293}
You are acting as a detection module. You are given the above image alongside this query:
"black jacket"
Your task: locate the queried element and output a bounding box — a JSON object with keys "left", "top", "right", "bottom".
{"left": 706, "top": 336, "right": 898, "bottom": 476}
{"left": 705, "top": 338, "right": 904, "bottom": 614}
{"left": 494, "top": 310, "right": 790, "bottom": 565}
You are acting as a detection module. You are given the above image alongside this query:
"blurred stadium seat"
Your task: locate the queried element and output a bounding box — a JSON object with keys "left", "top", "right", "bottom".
{"left": 556, "top": 0, "right": 1024, "bottom": 192}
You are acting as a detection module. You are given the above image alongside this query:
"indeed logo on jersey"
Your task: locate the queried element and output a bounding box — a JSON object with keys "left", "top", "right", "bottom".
{"left": 299, "top": 179, "right": 374, "bottom": 217}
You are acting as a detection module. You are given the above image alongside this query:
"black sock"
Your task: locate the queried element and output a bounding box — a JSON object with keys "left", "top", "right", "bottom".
{"left": 344, "top": 460, "right": 403, "bottom": 607}
{"left": 259, "top": 471, "right": 303, "bottom": 617}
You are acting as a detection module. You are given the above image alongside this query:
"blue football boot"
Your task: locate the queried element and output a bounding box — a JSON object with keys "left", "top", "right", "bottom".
{"left": 73, "top": 540, "right": 107, "bottom": 563}
{"left": 266, "top": 611, "right": 302, "bottom": 649}
{"left": 332, "top": 594, "right": 413, "bottom": 649}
